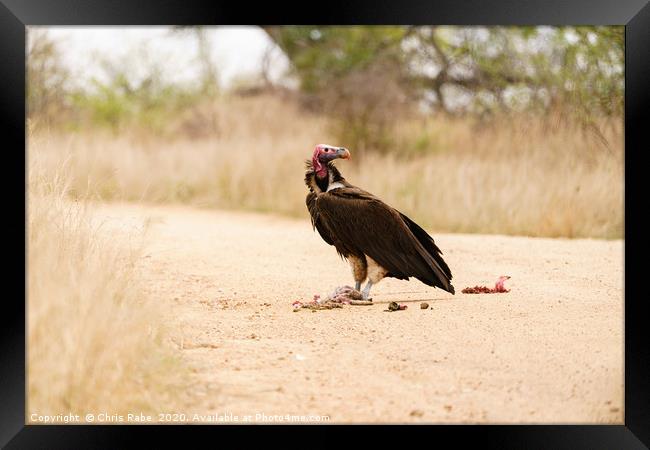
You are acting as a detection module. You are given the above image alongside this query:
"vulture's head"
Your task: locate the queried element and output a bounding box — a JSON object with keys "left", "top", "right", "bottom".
{"left": 312, "top": 144, "right": 350, "bottom": 178}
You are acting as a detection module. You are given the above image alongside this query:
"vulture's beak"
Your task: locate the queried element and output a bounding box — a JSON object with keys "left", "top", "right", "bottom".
{"left": 337, "top": 148, "right": 351, "bottom": 160}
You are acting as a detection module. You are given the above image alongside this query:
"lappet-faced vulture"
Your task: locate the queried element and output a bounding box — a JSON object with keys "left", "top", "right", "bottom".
{"left": 305, "top": 144, "right": 454, "bottom": 300}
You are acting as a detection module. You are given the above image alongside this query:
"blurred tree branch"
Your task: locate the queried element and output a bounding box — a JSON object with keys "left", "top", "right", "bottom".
{"left": 171, "top": 26, "right": 219, "bottom": 96}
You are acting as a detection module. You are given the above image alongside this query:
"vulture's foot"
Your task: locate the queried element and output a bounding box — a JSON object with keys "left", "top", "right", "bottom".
{"left": 328, "top": 285, "right": 369, "bottom": 303}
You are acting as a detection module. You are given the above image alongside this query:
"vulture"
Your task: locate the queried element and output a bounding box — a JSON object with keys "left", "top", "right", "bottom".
{"left": 305, "top": 144, "right": 455, "bottom": 300}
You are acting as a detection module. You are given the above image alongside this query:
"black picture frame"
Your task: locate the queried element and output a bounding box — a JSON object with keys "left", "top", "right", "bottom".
{"left": 3, "top": 0, "right": 648, "bottom": 448}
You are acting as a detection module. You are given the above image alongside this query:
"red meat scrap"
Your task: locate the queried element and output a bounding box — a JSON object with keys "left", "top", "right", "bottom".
{"left": 462, "top": 276, "right": 511, "bottom": 294}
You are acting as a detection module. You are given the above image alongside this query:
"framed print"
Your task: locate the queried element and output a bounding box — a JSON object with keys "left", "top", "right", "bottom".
{"left": 3, "top": 0, "right": 648, "bottom": 448}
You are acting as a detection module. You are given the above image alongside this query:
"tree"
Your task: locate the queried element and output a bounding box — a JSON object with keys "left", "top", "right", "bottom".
{"left": 263, "top": 26, "right": 624, "bottom": 118}
{"left": 171, "top": 26, "right": 219, "bottom": 96}
{"left": 27, "top": 29, "right": 71, "bottom": 125}
{"left": 263, "top": 26, "right": 408, "bottom": 94}
{"left": 263, "top": 26, "right": 414, "bottom": 153}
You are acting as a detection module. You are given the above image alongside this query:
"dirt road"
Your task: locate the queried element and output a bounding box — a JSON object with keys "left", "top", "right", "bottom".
{"left": 94, "top": 202, "right": 623, "bottom": 424}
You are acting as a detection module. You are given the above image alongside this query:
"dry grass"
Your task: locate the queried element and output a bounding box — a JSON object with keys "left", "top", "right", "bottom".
{"left": 355, "top": 113, "right": 624, "bottom": 239}
{"left": 27, "top": 151, "right": 190, "bottom": 421}
{"left": 30, "top": 94, "right": 623, "bottom": 239}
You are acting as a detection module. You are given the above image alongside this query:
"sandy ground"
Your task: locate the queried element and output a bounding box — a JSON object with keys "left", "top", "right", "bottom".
{"left": 94, "top": 202, "right": 623, "bottom": 424}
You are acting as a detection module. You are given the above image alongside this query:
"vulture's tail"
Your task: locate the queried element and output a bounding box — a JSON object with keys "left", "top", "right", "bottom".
{"left": 399, "top": 213, "right": 455, "bottom": 294}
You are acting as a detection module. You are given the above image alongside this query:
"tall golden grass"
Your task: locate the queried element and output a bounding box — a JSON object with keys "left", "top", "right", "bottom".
{"left": 31, "top": 94, "right": 623, "bottom": 239}
{"left": 27, "top": 150, "right": 189, "bottom": 421}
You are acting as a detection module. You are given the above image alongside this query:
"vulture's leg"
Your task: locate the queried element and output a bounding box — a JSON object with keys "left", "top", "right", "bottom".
{"left": 363, "top": 255, "right": 389, "bottom": 301}
{"left": 361, "top": 281, "right": 373, "bottom": 300}
{"left": 347, "top": 254, "right": 368, "bottom": 294}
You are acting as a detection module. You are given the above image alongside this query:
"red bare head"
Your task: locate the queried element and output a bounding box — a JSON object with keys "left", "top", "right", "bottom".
{"left": 312, "top": 144, "right": 350, "bottom": 179}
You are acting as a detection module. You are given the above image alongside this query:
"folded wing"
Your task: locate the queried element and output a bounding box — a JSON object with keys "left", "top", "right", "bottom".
{"left": 314, "top": 187, "right": 454, "bottom": 294}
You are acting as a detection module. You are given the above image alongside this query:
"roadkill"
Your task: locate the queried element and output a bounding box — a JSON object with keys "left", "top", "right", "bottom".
{"left": 292, "top": 286, "right": 374, "bottom": 311}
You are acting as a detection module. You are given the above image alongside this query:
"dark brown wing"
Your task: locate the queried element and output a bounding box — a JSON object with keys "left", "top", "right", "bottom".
{"left": 306, "top": 191, "right": 335, "bottom": 246}
{"left": 316, "top": 187, "right": 454, "bottom": 294}
{"left": 398, "top": 212, "right": 452, "bottom": 280}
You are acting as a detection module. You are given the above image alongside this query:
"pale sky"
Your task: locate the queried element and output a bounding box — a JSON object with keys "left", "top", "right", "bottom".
{"left": 30, "top": 26, "right": 292, "bottom": 90}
